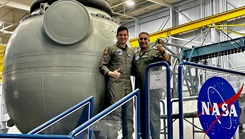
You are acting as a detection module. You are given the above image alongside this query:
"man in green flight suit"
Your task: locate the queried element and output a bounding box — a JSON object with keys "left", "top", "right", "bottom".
{"left": 99, "top": 26, "right": 135, "bottom": 139}
{"left": 132, "top": 32, "right": 170, "bottom": 139}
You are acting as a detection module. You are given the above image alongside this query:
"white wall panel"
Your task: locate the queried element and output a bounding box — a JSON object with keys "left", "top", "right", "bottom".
{"left": 128, "top": 27, "right": 136, "bottom": 39}
{"left": 227, "top": 0, "right": 245, "bottom": 8}
{"left": 139, "top": 17, "right": 171, "bottom": 34}
{"left": 179, "top": 6, "right": 201, "bottom": 25}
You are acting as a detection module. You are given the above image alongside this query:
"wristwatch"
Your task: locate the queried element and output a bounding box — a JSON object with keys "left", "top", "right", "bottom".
{"left": 161, "top": 50, "right": 165, "bottom": 54}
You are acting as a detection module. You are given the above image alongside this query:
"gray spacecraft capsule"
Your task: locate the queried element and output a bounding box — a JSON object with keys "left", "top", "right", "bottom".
{"left": 2, "top": 0, "right": 119, "bottom": 134}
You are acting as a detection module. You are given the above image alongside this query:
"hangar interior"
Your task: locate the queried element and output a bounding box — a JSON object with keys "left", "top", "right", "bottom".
{"left": 0, "top": 0, "right": 245, "bottom": 139}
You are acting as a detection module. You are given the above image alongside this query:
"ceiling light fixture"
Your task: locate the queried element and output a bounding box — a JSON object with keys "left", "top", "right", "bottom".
{"left": 126, "top": 0, "right": 135, "bottom": 7}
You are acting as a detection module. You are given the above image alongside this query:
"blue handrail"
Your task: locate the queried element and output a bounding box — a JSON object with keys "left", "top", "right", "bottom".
{"left": 178, "top": 61, "right": 245, "bottom": 139}
{"left": 0, "top": 134, "right": 73, "bottom": 139}
{"left": 145, "top": 61, "right": 171, "bottom": 139}
{"left": 160, "top": 100, "right": 167, "bottom": 139}
{"left": 28, "top": 96, "right": 94, "bottom": 134}
{"left": 69, "top": 89, "right": 141, "bottom": 139}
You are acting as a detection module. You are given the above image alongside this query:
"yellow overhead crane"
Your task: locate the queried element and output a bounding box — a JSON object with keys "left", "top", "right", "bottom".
{"left": 0, "top": 45, "right": 5, "bottom": 82}
{"left": 129, "top": 6, "right": 245, "bottom": 48}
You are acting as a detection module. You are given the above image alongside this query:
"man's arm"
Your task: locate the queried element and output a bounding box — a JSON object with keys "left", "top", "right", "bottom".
{"left": 99, "top": 47, "right": 121, "bottom": 79}
{"left": 107, "top": 68, "right": 121, "bottom": 79}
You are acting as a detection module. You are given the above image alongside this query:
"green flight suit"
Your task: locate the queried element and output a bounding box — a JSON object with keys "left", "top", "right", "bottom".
{"left": 132, "top": 47, "right": 169, "bottom": 139}
{"left": 100, "top": 43, "right": 135, "bottom": 139}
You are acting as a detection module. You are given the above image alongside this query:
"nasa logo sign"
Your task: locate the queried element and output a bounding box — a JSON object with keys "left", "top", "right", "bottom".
{"left": 197, "top": 76, "right": 243, "bottom": 139}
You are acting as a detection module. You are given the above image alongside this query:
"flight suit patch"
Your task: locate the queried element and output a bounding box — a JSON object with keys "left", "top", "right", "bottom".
{"left": 142, "top": 53, "right": 149, "bottom": 58}
{"left": 103, "top": 55, "right": 107, "bottom": 61}
{"left": 135, "top": 55, "right": 140, "bottom": 61}
{"left": 128, "top": 52, "right": 133, "bottom": 58}
{"left": 117, "top": 49, "right": 123, "bottom": 56}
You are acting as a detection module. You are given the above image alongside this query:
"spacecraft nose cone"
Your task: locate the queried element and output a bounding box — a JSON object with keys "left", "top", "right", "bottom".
{"left": 43, "top": 0, "right": 92, "bottom": 45}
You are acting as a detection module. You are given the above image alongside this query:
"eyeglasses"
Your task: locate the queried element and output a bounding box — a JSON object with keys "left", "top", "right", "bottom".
{"left": 139, "top": 37, "right": 148, "bottom": 40}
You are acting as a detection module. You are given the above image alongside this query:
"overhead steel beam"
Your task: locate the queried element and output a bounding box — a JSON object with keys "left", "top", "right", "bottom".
{"left": 146, "top": 0, "right": 171, "bottom": 7}
{"left": 1, "top": 0, "right": 31, "bottom": 11}
{"left": 129, "top": 6, "right": 245, "bottom": 48}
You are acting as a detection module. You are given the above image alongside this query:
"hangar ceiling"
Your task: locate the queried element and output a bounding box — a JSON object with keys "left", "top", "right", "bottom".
{"left": 0, "top": 0, "right": 181, "bottom": 45}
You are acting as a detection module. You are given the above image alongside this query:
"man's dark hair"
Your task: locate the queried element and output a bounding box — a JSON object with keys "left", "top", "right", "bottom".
{"left": 138, "top": 32, "right": 149, "bottom": 37}
{"left": 116, "top": 26, "right": 128, "bottom": 36}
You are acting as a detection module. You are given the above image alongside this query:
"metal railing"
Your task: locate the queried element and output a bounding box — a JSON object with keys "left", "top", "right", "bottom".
{"left": 0, "top": 134, "right": 73, "bottom": 139}
{"left": 145, "top": 61, "right": 172, "bottom": 139}
{"left": 0, "top": 89, "right": 140, "bottom": 139}
{"left": 69, "top": 89, "right": 141, "bottom": 139}
{"left": 69, "top": 89, "right": 140, "bottom": 139}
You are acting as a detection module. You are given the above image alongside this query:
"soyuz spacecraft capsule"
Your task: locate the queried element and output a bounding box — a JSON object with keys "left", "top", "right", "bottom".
{"left": 2, "top": 0, "right": 119, "bottom": 134}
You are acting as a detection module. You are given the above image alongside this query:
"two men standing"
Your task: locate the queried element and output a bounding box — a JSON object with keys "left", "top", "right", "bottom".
{"left": 100, "top": 26, "right": 170, "bottom": 139}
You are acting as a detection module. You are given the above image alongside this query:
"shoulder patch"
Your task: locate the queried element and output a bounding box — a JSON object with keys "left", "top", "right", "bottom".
{"left": 103, "top": 47, "right": 109, "bottom": 54}
{"left": 103, "top": 55, "right": 108, "bottom": 61}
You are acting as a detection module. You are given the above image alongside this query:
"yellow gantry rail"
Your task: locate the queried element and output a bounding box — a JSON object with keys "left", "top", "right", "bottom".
{"left": 129, "top": 6, "right": 245, "bottom": 48}
{"left": 208, "top": 24, "right": 245, "bottom": 36}
{"left": 0, "top": 45, "right": 5, "bottom": 82}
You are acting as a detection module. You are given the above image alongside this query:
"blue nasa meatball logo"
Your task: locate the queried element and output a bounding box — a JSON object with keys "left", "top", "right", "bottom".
{"left": 197, "top": 76, "right": 243, "bottom": 139}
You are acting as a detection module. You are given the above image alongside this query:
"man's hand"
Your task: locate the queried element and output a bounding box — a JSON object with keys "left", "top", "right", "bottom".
{"left": 157, "top": 39, "right": 170, "bottom": 61}
{"left": 108, "top": 68, "right": 121, "bottom": 79}
{"left": 157, "top": 40, "right": 165, "bottom": 53}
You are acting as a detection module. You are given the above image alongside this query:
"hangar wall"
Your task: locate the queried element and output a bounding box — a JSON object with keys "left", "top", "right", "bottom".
{"left": 124, "top": 0, "right": 245, "bottom": 69}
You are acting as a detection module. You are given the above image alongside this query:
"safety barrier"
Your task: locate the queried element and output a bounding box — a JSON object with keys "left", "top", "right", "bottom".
{"left": 0, "top": 134, "right": 73, "bottom": 139}
{"left": 144, "top": 61, "right": 245, "bottom": 139}
{"left": 0, "top": 89, "right": 141, "bottom": 139}
{"left": 0, "top": 96, "right": 94, "bottom": 138}
{"left": 145, "top": 61, "right": 171, "bottom": 139}
{"left": 69, "top": 89, "right": 141, "bottom": 139}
